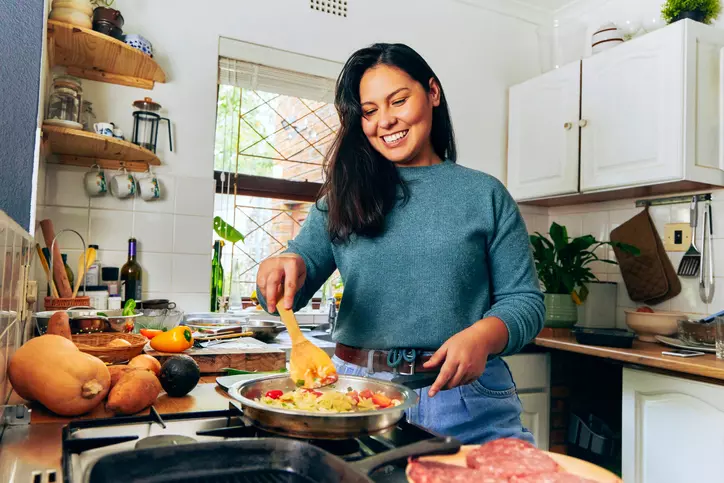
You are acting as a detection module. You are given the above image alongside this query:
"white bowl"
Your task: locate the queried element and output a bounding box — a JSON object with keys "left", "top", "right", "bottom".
{"left": 624, "top": 310, "right": 686, "bottom": 342}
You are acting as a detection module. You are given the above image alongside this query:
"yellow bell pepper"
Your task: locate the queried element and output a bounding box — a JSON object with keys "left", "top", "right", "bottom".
{"left": 150, "top": 326, "right": 194, "bottom": 353}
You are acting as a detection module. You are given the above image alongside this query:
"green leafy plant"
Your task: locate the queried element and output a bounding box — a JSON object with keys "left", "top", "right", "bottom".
{"left": 530, "top": 223, "right": 640, "bottom": 302}
{"left": 662, "top": 0, "right": 722, "bottom": 24}
{"left": 92, "top": 0, "right": 116, "bottom": 7}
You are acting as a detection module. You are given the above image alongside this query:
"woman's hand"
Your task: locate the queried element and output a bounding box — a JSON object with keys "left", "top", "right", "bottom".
{"left": 422, "top": 317, "right": 509, "bottom": 397}
{"left": 256, "top": 253, "right": 306, "bottom": 313}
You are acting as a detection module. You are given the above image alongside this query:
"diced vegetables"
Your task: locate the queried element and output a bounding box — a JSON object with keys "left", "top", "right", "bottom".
{"left": 257, "top": 387, "right": 401, "bottom": 413}
{"left": 265, "top": 390, "right": 284, "bottom": 400}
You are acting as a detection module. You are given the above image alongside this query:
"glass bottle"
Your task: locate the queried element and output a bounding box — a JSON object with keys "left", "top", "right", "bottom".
{"left": 120, "top": 238, "right": 143, "bottom": 304}
{"left": 210, "top": 240, "right": 224, "bottom": 312}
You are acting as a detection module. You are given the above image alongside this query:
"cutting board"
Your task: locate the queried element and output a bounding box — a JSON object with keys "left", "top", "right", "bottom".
{"left": 408, "top": 445, "right": 621, "bottom": 482}
{"left": 144, "top": 338, "right": 285, "bottom": 374}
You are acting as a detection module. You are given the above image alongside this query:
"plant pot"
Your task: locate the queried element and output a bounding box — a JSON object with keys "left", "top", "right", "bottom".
{"left": 672, "top": 11, "right": 706, "bottom": 23}
{"left": 544, "top": 293, "right": 578, "bottom": 328}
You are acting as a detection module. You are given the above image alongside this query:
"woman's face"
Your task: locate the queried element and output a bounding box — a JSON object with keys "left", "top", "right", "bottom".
{"left": 359, "top": 64, "right": 440, "bottom": 165}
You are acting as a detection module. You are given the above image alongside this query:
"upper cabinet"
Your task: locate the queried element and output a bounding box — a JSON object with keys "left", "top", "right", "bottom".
{"left": 508, "top": 20, "right": 724, "bottom": 205}
{"left": 508, "top": 62, "right": 580, "bottom": 200}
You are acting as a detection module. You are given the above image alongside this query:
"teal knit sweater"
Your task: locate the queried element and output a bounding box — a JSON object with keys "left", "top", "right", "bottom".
{"left": 259, "top": 161, "right": 544, "bottom": 356}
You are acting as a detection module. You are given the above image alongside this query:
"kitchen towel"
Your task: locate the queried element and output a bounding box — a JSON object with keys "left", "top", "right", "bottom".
{"left": 610, "top": 207, "right": 681, "bottom": 304}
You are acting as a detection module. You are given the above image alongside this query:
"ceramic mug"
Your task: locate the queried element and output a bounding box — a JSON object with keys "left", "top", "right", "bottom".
{"left": 94, "top": 122, "right": 114, "bottom": 136}
{"left": 83, "top": 165, "right": 107, "bottom": 197}
{"left": 137, "top": 170, "right": 161, "bottom": 201}
{"left": 112, "top": 127, "right": 125, "bottom": 140}
{"left": 110, "top": 168, "right": 136, "bottom": 199}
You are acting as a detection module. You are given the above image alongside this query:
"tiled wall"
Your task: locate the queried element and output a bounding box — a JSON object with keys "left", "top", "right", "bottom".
{"left": 33, "top": 165, "right": 215, "bottom": 312}
{"left": 519, "top": 190, "right": 724, "bottom": 328}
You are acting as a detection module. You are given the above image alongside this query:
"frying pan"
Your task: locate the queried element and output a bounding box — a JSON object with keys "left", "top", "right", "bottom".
{"left": 228, "top": 373, "right": 438, "bottom": 439}
{"left": 86, "top": 436, "right": 461, "bottom": 483}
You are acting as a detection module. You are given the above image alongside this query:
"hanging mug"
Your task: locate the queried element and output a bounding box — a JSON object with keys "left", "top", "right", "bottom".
{"left": 93, "top": 122, "right": 114, "bottom": 136}
{"left": 83, "top": 165, "right": 107, "bottom": 197}
{"left": 137, "top": 167, "right": 161, "bottom": 201}
{"left": 110, "top": 168, "right": 136, "bottom": 199}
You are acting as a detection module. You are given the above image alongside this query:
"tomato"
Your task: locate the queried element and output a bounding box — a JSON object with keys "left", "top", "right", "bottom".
{"left": 303, "top": 388, "right": 323, "bottom": 397}
{"left": 636, "top": 306, "right": 654, "bottom": 313}
{"left": 265, "top": 390, "right": 284, "bottom": 400}
{"left": 140, "top": 329, "right": 163, "bottom": 339}
{"left": 372, "top": 393, "right": 392, "bottom": 408}
{"left": 347, "top": 390, "right": 359, "bottom": 404}
{"left": 359, "top": 389, "right": 374, "bottom": 399}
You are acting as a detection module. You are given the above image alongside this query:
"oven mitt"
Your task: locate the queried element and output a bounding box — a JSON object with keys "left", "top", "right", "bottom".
{"left": 610, "top": 207, "right": 681, "bottom": 304}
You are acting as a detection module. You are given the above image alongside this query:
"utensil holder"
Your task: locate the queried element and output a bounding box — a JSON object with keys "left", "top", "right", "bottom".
{"left": 45, "top": 229, "right": 89, "bottom": 309}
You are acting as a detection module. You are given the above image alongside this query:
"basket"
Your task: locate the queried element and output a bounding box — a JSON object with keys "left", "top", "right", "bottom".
{"left": 45, "top": 296, "right": 91, "bottom": 310}
{"left": 72, "top": 333, "right": 147, "bottom": 363}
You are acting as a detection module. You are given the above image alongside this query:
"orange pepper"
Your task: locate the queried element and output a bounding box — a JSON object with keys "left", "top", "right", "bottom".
{"left": 150, "top": 326, "right": 194, "bottom": 353}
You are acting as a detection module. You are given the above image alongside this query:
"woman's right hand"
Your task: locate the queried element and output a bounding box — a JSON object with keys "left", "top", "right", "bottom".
{"left": 256, "top": 253, "right": 306, "bottom": 313}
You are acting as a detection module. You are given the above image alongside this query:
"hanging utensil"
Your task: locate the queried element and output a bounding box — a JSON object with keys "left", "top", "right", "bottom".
{"left": 213, "top": 216, "right": 244, "bottom": 243}
{"left": 36, "top": 244, "right": 59, "bottom": 298}
{"left": 699, "top": 201, "right": 714, "bottom": 304}
{"left": 678, "top": 196, "right": 701, "bottom": 277}
{"left": 71, "top": 246, "right": 97, "bottom": 298}
{"left": 278, "top": 305, "right": 338, "bottom": 389}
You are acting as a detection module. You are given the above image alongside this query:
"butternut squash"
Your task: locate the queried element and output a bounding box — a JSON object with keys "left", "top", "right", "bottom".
{"left": 8, "top": 335, "right": 111, "bottom": 416}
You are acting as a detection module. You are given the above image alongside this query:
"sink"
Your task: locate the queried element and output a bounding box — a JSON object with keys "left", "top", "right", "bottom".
{"left": 312, "top": 333, "right": 335, "bottom": 343}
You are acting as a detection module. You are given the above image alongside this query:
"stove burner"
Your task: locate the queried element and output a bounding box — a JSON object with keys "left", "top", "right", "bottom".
{"left": 135, "top": 434, "right": 197, "bottom": 449}
{"left": 309, "top": 438, "right": 361, "bottom": 458}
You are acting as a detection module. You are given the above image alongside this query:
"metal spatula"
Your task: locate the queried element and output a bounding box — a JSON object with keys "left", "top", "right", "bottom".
{"left": 678, "top": 196, "right": 701, "bottom": 277}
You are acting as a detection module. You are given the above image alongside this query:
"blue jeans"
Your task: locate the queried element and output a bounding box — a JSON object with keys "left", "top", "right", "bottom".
{"left": 333, "top": 355, "right": 534, "bottom": 445}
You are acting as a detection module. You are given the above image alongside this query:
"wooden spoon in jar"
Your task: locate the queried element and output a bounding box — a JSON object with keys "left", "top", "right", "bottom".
{"left": 277, "top": 306, "right": 338, "bottom": 389}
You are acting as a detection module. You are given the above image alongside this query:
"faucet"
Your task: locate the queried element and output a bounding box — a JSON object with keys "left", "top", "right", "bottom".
{"left": 326, "top": 297, "right": 337, "bottom": 335}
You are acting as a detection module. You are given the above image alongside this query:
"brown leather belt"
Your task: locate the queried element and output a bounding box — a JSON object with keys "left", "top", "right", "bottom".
{"left": 334, "top": 344, "right": 435, "bottom": 374}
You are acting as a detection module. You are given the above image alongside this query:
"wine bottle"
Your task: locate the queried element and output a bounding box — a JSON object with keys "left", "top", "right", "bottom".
{"left": 120, "top": 237, "right": 143, "bottom": 304}
{"left": 210, "top": 240, "right": 224, "bottom": 311}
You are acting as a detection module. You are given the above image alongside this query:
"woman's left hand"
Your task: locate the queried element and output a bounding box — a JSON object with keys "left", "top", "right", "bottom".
{"left": 422, "top": 317, "right": 509, "bottom": 397}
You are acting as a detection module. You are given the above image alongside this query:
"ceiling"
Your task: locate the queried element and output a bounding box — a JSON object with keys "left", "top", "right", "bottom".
{"left": 513, "top": 0, "right": 579, "bottom": 12}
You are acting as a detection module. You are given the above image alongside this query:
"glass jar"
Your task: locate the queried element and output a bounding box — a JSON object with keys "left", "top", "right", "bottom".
{"left": 46, "top": 75, "right": 83, "bottom": 125}
{"left": 81, "top": 101, "right": 96, "bottom": 131}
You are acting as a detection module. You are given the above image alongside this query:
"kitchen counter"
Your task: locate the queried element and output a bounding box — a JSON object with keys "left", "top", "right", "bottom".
{"left": 534, "top": 331, "right": 724, "bottom": 382}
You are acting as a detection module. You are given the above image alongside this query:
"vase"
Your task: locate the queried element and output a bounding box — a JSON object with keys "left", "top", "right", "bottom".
{"left": 672, "top": 11, "right": 706, "bottom": 23}
{"left": 544, "top": 293, "right": 578, "bottom": 328}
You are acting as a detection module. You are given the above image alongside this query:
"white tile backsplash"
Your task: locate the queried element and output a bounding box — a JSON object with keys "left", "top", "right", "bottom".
{"left": 172, "top": 254, "right": 211, "bottom": 293}
{"left": 89, "top": 209, "right": 134, "bottom": 251}
{"left": 137, "top": 252, "right": 173, "bottom": 293}
{"left": 44, "top": 166, "right": 88, "bottom": 207}
{"left": 173, "top": 215, "right": 213, "bottom": 254}
{"left": 175, "top": 177, "right": 215, "bottom": 217}
{"left": 669, "top": 277, "right": 708, "bottom": 315}
{"left": 37, "top": 206, "right": 90, "bottom": 250}
{"left": 133, "top": 212, "right": 174, "bottom": 253}
{"left": 648, "top": 205, "right": 671, "bottom": 238}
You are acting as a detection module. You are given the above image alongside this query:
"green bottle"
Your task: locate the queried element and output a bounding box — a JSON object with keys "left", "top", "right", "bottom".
{"left": 210, "top": 240, "right": 224, "bottom": 312}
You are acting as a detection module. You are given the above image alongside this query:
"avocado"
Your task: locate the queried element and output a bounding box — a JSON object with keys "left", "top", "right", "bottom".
{"left": 158, "top": 355, "right": 200, "bottom": 397}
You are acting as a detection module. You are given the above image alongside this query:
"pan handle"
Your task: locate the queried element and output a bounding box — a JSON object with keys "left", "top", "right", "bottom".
{"left": 391, "top": 373, "right": 439, "bottom": 390}
{"left": 352, "top": 436, "right": 461, "bottom": 476}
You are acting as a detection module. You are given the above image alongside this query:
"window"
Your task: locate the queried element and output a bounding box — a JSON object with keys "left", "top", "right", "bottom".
{"left": 213, "top": 53, "right": 341, "bottom": 306}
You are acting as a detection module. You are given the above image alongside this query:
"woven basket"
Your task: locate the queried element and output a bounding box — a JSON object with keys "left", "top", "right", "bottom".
{"left": 45, "top": 296, "right": 91, "bottom": 310}
{"left": 72, "top": 333, "right": 147, "bottom": 363}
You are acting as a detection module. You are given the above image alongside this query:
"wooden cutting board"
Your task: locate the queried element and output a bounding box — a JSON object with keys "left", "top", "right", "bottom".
{"left": 408, "top": 445, "right": 621, "bottom": 482}
{"left": 144, "top": 339, "right": 286, "bottom": 374}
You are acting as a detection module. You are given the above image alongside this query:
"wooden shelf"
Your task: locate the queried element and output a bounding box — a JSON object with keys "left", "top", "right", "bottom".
{"left": 47, "top": 20, "right": 166, "bottom": 90}
{"left": 42, "top": 124, "right": 160, "bottom": 172}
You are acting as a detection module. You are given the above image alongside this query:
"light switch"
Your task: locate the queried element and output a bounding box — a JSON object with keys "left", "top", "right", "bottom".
{"left": 664, "top": 223, "right": 691, "bottom": 252}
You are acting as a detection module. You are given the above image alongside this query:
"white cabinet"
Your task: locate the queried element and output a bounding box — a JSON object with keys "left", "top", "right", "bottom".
{"left": 505, "top": 353, "right": 550, "bottom": 450}
{"left": 507, "top": 62, "right": 580, "bottom": 200}
{"left": 507, "top": 20, "right": 724, "bottom": 202}
{"left": 623, "top": 368, "right": 724, "bottom": 483}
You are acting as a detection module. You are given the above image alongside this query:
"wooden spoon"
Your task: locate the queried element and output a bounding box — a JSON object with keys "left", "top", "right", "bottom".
{"left": 36, "top": 244, "right": 59, "bottom": 298}
{"left": 71, "top": 247, "right": 97, "bottom": 298}
{"left": 277, "top": 306, "right": 338, "bottom": 389}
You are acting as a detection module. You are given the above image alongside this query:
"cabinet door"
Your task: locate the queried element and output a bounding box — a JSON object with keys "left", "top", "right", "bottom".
{"left": 623, "top": 368, "right": 724, "bottom": 483}
{"left": 507, "top": 61, "right": 581, "bottom": 201}
{"left": 519, "top": 392, "right": 550, "bottom": 451}
{"left": 580, "top": 27, "right": 685, "bottom": 191}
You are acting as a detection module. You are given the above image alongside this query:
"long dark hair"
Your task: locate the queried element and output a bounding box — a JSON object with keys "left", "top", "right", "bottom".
{"left": 318, "top": 43, "right": 456, "bottom": 243}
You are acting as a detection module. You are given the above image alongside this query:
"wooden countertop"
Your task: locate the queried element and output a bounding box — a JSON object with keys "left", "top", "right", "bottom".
{"left": 534, "top": 331, "right": 724, "bottom": 381}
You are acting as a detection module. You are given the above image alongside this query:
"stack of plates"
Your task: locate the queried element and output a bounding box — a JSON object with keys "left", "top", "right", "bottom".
{"left": 592, "top": 23, "right": 624, "bottom": 55}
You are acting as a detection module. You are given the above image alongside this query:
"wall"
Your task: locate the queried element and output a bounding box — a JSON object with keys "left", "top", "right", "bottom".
{"left": 37, "top": 0, "right": 542, "bottom": 311}
{"left": 0, "top": 1, "right": 45, "bottom": 231}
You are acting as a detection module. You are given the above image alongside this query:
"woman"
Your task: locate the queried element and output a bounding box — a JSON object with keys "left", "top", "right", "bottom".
{"left": 257, "top": 43, "right": 544, "bottom": 444}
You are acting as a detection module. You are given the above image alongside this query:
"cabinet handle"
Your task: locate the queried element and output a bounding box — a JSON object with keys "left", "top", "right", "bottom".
{"left": 564, "top": 122, "right": 573, "bottom": 130}
{"left": 578, "top": 119, "right": 589, "bottom": 128}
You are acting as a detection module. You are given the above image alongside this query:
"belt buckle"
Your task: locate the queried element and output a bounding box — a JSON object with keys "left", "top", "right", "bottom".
{"left": 397, "top": 361, "right": 416, "bottom": 376}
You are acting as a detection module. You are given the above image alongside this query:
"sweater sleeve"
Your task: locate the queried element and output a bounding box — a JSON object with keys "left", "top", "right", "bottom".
{"left": 257, "top": 203, "right": 337, "bottom": 314}
{"left": 483, "top": 196, "right": 545, "bottom": 357}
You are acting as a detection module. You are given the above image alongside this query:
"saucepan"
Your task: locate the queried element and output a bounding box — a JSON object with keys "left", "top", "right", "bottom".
{"left": 86, "top": 436, "right": 461, "bottom": 483}
{"left": 228, "top": 373, "right": 438, "bottom": 439}
{"left": 34, "top": 307, "right": 140, "bottom": 334}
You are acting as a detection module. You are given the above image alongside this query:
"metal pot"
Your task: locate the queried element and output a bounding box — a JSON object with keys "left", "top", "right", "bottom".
{"left": 34, "top": 308, "right": 139, "bottom": 334}
{"left": 228, "top": 374, "right": 436, "bottom": 439}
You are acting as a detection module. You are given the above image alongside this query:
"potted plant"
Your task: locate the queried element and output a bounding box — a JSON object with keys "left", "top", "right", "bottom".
{"left": 530, "top": 223, "right": 639, "bottom": 328}
{"left": 662, "top": 0, "right": 722, "bottom": 24}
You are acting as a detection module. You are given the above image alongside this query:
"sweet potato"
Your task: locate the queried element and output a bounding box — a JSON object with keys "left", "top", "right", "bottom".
{"left": 108, "top": 365, "right": 136, "bottom": 388}
{"left": 128, "top": 354, "right": 161, "bottom": 376}
{"left": 106, "top": 370, "right": 162, "bottom": 415}
{"left": 47, "top": 311, "right": 71, "bottom": 340}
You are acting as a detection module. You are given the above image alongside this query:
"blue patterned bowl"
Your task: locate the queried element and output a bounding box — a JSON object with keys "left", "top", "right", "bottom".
{"left": 124, "top": 34, "right": 153, "bottom": 57}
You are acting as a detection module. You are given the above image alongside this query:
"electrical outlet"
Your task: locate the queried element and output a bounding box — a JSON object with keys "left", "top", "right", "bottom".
{"left": 664, "top": 223, "right": 691, "bottom": 252}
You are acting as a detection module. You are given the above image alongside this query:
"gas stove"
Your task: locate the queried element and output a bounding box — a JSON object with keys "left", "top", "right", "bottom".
{"left": 63, "top": 403, "right": 439, "bottom": 483}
